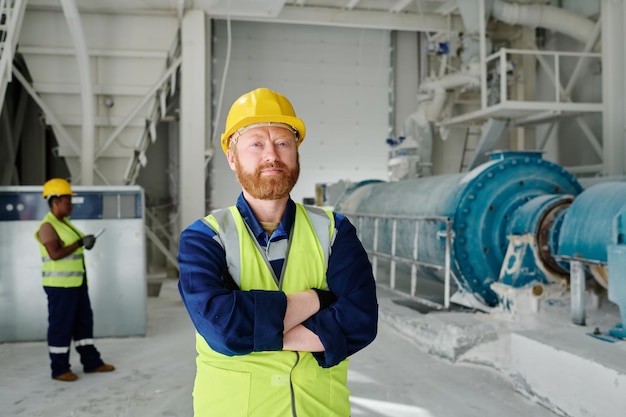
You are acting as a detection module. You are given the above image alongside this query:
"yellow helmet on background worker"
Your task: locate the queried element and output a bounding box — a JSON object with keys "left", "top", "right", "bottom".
{"left": 220, "top": 87, "right": 306, "bottom": 154}
{"left": 42, "top": 178, "right": 76, "bottom": 199}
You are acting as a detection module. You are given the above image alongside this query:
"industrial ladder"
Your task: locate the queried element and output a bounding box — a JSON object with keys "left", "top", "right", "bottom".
{"left": 0, "top": 0, "right": 26, "bottom": 114}
{"left": 460, "top": 118, "right": 509, "bottom": 172}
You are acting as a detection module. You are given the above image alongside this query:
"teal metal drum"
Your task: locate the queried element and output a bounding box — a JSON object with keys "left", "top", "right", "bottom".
{"left": 335, "top": 151, "right": 583, "bottom": 306}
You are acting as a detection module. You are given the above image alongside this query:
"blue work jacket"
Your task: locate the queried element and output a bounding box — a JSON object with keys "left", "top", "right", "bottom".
{"left": 178, "top": 194, "right": 378, "bottom": 368}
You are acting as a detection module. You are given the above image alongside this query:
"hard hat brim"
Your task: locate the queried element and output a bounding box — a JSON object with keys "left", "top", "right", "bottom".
{"left": 221, "top": 115, "right": 306, "bottom": 154}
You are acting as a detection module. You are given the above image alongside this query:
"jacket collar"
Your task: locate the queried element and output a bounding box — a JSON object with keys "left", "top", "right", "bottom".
{"left": 235, "top": 193, "right": 296, "bottom": 242}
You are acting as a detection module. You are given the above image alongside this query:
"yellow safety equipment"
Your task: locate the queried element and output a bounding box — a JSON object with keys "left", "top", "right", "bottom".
{"left": 221, "top": 88, "right": 306, "bottom": 154}
{"left": 194, "top": 204, "right": 349, "bottom": 417}
{"left": 42, "top": 178, "right": 76, "bottom": 199}
{"left": 35, "top": 212, "right": 85, "bottom": 288}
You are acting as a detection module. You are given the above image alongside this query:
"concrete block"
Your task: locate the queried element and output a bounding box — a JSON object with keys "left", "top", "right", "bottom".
{"left": 511, "top": 328, "right": 626, "bottom": 417}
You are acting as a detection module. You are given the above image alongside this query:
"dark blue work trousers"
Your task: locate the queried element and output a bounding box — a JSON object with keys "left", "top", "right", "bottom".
{"left": 44, "top": 281, "right": 104, "bottom": 378}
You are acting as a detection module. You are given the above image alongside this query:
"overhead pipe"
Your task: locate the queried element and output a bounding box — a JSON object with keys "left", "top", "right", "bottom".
{"left": 491, "top": 0, "right": 599, "bottom": 51}
{"left": 418, "top": 62, "right": 481, "bottom": 121}
{"left": 419, "top": 63, "right": 481, "bottom": 92}
{"left": 60, "top": 0, "right": 95, "bottom": 185}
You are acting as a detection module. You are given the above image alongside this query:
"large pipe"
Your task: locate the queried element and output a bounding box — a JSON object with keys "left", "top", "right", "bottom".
{"left": 557, "top": 182, "right": 626, "bottom": 264}
{"left": 491, "top": 0, "right": 599, "bottom": 51}
{"left": 335, "top": 151, "right": 582, "bottom": 306}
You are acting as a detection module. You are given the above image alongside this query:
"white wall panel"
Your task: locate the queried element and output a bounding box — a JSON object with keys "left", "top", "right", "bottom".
{"left": 210, "top": 20, "right": 391, "bottom": 208}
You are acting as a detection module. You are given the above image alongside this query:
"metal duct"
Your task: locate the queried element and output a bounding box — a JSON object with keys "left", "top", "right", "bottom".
{"left": 491, "top": 0, "right": 599, "bottom": 51}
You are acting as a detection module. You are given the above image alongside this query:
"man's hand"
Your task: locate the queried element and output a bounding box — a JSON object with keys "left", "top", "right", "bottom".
{"left": 312, "top": 288, "right": 337, "bottom": 310}
{"left": 284, "top": 290, "right": 321, "bottom": 333}
{"left": 284, "top": 289, "right": 337, "bottom": 334}
{"left": 283, "top": 325, "right": 324, "bottom": 352}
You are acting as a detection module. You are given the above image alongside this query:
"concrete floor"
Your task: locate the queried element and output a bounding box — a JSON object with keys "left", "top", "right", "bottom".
{"left": 0, "top": 278, "right": 567, "bottom": 417}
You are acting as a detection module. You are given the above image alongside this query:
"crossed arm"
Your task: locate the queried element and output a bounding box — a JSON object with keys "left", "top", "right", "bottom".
{"left": 283, "top": 290, "right": 325, "bottom": 352}
{"left": 177, "top": 216, "right": 378, "bottom": 367}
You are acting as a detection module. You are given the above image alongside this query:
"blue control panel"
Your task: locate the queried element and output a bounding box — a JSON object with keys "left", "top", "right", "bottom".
{"left": 0, "top": 190, "right": 142, "bottom": 221}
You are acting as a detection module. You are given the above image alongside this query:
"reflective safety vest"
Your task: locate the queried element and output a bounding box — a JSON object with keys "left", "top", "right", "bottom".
{"left": 35, "top": 212, "right": 85, "bottom": 288}
{"left": 195, "top": 203, "right": 350, "bottom": 417}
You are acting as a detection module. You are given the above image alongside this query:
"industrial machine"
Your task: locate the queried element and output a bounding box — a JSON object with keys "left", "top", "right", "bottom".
{"left": 334, "top": 151, "right": 626, "bottom": 332}
{"left": 0, "top": 185, "right": 147, "bottom": 343}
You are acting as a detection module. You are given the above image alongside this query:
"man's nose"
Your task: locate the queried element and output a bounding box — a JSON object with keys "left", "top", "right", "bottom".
{"left": 263, "top": 144, "right": 279, "bottom": 162}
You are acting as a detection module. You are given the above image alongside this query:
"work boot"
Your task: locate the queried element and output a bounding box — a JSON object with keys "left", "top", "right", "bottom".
{"left": 53, "top": 371, "right": 78, "bottom": 382}
{"left": 85, "top": 363, "right": 115, "bottom": 373}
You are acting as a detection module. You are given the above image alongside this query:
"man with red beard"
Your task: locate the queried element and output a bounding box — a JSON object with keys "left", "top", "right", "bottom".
{"left": 178, "top": 87, "right": 378, "bottom": 417}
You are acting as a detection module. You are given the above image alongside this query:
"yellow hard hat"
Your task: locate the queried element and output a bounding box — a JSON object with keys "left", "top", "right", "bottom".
{"left": 42, "top": 178, "right": 76, "bottom": 199}
{"left": 220, "top": 87, "right": 306, "bottom": 154}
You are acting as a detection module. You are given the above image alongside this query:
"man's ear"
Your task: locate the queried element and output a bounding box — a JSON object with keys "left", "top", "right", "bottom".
{"left": 226, "top": 150, "right": 236, "bottom": 171}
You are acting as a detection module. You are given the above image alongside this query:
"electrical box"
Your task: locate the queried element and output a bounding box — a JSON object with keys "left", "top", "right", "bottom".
{"left": 0, "top": 185, "right": 147, "bottom": 342}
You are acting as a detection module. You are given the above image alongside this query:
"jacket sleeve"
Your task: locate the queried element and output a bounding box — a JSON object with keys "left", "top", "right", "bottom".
{"left": 177, "top": 219, "right": 287, "bottom": 355}
{"left": 302, "top": 214, "right": 378, "bottom": 368}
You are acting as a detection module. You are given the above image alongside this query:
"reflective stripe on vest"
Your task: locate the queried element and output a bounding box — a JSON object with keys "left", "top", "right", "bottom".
{"left": 194, "top": 203, "right": 350, "bottom": 417}
{"left": 35, "top": 212, "right": 85, "bottom": 288}
{"left": 204, "top": 204, "right": 336, "bottom": 290}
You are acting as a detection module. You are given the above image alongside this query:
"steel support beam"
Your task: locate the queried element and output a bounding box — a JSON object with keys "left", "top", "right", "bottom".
{"left": 179, "top": 10, "right": 209, "bottom": 230}
{"left": 601, "top": 0, "right": 625, "bottom": 176}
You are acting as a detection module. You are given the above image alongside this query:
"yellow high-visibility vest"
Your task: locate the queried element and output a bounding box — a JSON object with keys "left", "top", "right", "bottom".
{"left": 194, "top": 203, "right": 350, "bottom": 417}
{"left": 35, "top": 212, "right": 85, "bottom": 288}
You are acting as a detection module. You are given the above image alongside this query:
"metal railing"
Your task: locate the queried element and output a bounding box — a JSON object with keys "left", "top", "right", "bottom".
{"left": 0, "top": 0, "right": 26, "bottom": 111}
{"left": 342, "top": 212, "right": 454, "bottom": 310}
{"left": 484, "top": 47, "right": 603, "bottom": 111}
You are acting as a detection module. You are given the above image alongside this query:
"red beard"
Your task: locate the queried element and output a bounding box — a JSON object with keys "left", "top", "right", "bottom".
{"left": 234, "top": 156, "right": 300, "bottom": 200}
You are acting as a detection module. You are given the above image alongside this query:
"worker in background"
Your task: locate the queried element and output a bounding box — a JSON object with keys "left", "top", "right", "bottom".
{"left": 35, "top": 178, "right": 115, "bottom": 382}
{"left": 178, "top": 87, "right": 378, "bottom": 416}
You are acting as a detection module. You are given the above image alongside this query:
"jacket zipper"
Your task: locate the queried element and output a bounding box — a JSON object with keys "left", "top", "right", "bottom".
{"left": 289, "top": 351, "right": 300, "bottom": 417}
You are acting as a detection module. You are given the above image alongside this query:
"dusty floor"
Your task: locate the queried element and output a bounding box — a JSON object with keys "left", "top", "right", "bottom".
{"left": 0, "top": 279, "right": 582, "bottom": 417}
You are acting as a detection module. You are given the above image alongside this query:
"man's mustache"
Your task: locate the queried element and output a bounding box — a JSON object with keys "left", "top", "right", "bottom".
{"left": 257, "top": 161, "right": 287, "bottom": 172}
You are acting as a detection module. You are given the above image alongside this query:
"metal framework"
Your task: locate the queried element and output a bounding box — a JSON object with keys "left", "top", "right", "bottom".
{"left": 344, "top": 211, "right": 456, "bottom": 310}
{"left": 0, "top": 0, "right": 25, "bottom": 108}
